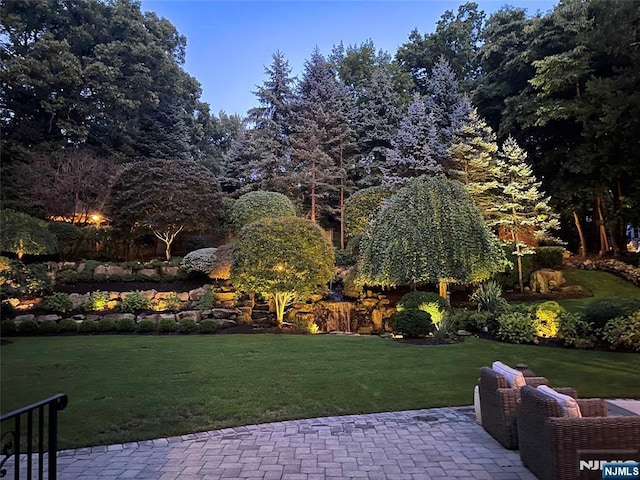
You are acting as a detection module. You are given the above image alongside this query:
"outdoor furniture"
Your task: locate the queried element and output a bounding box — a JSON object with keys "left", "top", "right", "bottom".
{"left": 517, "top": 385, "right": 640, "bottom": 480}
{"left": 478, "top": 364, "right": 576, "bottom": 449}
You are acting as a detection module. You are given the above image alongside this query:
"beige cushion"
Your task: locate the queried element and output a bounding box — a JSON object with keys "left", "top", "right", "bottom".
{"left": 537, "top": 385, "right": 582, "bottom": 418}
{"left": 492, "top": 361, "right": 526, "bottom": 388}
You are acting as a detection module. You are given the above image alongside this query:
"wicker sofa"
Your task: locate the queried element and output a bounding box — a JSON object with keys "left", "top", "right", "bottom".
{"left": 517, "top": 385, "right": 640, "bottom": 480}
{"left": 478, "top": 366, "right": 575, "bottom": 449}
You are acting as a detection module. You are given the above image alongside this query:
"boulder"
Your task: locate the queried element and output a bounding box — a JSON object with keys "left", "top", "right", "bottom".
{"left": 213, "top": 319, "right": 236, "bottom": 328}
{"left": 189, "top": 287, "right": 207, "bottom": 301}
{"left": 177, "top": 310, "right": 202, "bottom": 322}
{"left": 35, "top": 314, "right": 61, "bottom": 323}
{"left": 213, "top": 292, "right": 236, "bottom": 302}
{"left": 161, "top": 266, "right": 180, "bottom": 277}
{"left": 371, "top": 309, "right": 383, "bottom": 331}
{"left": 94, "top": 265, "right": 108, "bottom": 277}
{"left": 14, "top": 314, "right": 35, "bottom": 323}
{"left": 530, "top": 269, "right": 566, "bottom": 294}
{"left": 138, "top": 268, "right": 157, "bottom": 278}
{"left": 108, "top": 291, "right": 121, "bottom": 300}
{"left": 140, "top": 290, "right": 157, "bottom": 300}
{"left": 237, "top": 307, "right": 253, "bottom": 324}
{"left": 159, "top": 313, "right": 176, "bottom": 322}
{"left": 103, "top": 313, "right": 135, "bottom": 322}
{"left": 360, "top": 298, "right": 378, "bottom": 308}
{"left": 210, "top": 308, "right": 240, "bottom": 319}
{"left": 106, "top": 266, "right": 131, "bottom": 277}
{"left": 69, "top": 293, "right": 86, "bottom": 310}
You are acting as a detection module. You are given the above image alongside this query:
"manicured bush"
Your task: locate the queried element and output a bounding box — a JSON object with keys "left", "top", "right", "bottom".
{"left": 447, "top": 310, "right": 493, "bottom": 334}
{"left": 120, "top": 291, "right": 150, "bottom": 313}
{"left": 584, "top": 297, "right": 640, "bottom": 333}
{"left": 534, "top": 301, "right": 565, "bottom": 338}
{"left": 199, "top": 319, "right": 218, "bottom": 334}
{"left": 231, "top": 191, "right": 296, "bottom": 229}
{"left": 60, "top": 269, "right": 79, "bottom": 283}
{"left": 79, "top": 319, "right": 98, "bottom": 333}
{"left": 115, "top": 317, "right": 136, "bottom": 333}
{"left": 17, "top": 320, "right": 38, "bottom": 335}
{"left": 97, "top": 318, "right": 116, "bottom": 332}
{"left": 83, "top": 291, "right": 110, "bottom": 311}
{"left": 393, "top": 309, "right": 432, "bottom": 338}
{"left": 558, "top": 312, "right": 596, "bottom": 349}
{"left": 1, "top": 320, "right": 17, "bottom": 336}
{"left": 58, "top": 318, "right": 78, "bottom": 333}
{"left": 334, "top": 249, "right": 356, "bottom": 266}
{"left": 292, "top": 316, "right": 319, "bottom": 334}
{"left": 137, "top": 319, "right": 156, "bottom": 333}
{"left": 158, "top": 318, "right": 177, "bottom": 333}
{"left": 470, "top": 280, "right": 509, "bottom": 313}
{"left": 533, "top": 246, "right": 565, "bottom": 269}
{"left": 178, "top": 317, "right": 197, "bottom": 334}
{"left": 397, "top": 291, "right": 449, "bottom": 328}
{"left": 45, "top": 292, "right": 73, "bottom": 313}
{"left": 181, "top": 248, "right": 218, "bottom": 275}
{"left": 602, "top": 312, "right": 640, "bottom": 351}
{"left": 496, "top": 307, "right": 536, "bottom": 344}
{"left": 38, "top": 319, "right": 60, "bottom": 334}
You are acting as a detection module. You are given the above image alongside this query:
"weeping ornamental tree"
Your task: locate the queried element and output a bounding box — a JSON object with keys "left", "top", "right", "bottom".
{"left": 0, "top": 210, "right": 56, "bottom": 260}
{"left": 358, "top": 175, "right": 508, "bottom": 298}
{"left": 231, "top": 217, "right": 335, "bottom": 325}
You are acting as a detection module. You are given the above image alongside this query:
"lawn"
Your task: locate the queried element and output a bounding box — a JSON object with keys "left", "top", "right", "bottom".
{"left": 2, "top": 335, "right": 638, "bottom": 450}
{"left": 556, "top": 268, "right": 640, "bottom": 312}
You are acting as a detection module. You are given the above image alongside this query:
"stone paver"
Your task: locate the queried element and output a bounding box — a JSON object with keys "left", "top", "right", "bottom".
{"left": 5, "top": 406, "right": 537, "bottom": 479}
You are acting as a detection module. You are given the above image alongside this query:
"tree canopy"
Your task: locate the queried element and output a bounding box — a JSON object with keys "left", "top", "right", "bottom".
{"left": 231, "top": 217, "right": 335, "bottom": 325}
{"left": 358, "top": 175, "right": 507, "bottom": 297}
{"left": 230, "top": 191, "right": 296, "bottom": 229}
{"left": 0, "top": 209, "right": 56, "bottom": 260}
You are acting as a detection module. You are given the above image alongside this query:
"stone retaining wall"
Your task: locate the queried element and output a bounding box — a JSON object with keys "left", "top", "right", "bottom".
{"left": 565, "top": 258, "right": 640, "bottom": 286}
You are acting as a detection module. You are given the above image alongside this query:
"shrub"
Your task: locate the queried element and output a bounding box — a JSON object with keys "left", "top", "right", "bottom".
{"left": 79, "top": 319, "right": 98, "bottom": 333}
{"left": 58, "top": 318, "right": 78, "bottom": 333}
{"left": 447, "top": 310, "right": 493, "bottom": 333}
{"left": 48, "top": 221, "right": 82, "bottom": 260}
{"left": 0, "top": 320, "right": 17, "bottom": 336}
{"left": 199, "top": 318, "right": 217, "bottom": 334}
{"left": 496, "top": 307, "right": 536, "bottom": 344}
{"left": 533, "top": 246, "right": 565, "bottom": 269}
{"left": 77, "top": 260, "right": 101, "bottom": 282}
{"left": 558, "top": 312, "right": 596, "bottom": 349}
{"left": 584, "top": 297, "right": 640, "bottom": 333}
{"left": 231, "top": 191, "right": 296, "bottom": 229}
{"left": 397, "top": 291, "right": 449, "bottom": 329}
{"left": 393, "top": 309, "right": 432, "bottom": 338}
{"left": 83, "top": 291, "right": 110, "bottom": 311}
{"left": 120, "top": 291, "right": 150, "bottom": 313}
{"left": 470, "top": 280, "right": 509, "bottom": 313}
{"left": 0, "top": 209, "right": 56, "bottom": 259}
{"left": 293, "top": 316, "right": 319, "bottom": 334}
{"left": 181, "top": 248, "right": 218, "bottom": 276}
{"left": 196, "top": 287, "right": 215, "bottom": 310}
{"left": 534, "top": 301, "right": 565, "bottom": 338}
{"left": 60, "top": 269, "right": 79, "bottom": 283}
{"left": 433, "top": 315, "right": 453, "bottom": 341}
{"left": 602, "top": 312, "right": 640, "bottom": 351}
{"left": 45, "top": 292, "right": 73, "bottom": 313}
{"left": 158, "top": 318, "right": 177, "bottom": 333}
{"left": 17, "top": 320, "right": 38, "bottom": 335}
{"left": 137, "top": 319, "right": 156, "bottom": 333}
{"left": 38, "top": 319, "right": 60, "bottom": 334}
{"left": 0, "top": 256, "right": 53, "bottom": 298}
{"left": 334, "top": 249, "right": 356, "bottom": 266}
{"left": 344, "top": 186, "right": 390, "bottom": 240}
{"left": 494, "top": 243, "right": 534, "bottom": 289}
{"left": 178, "top": 317, "right": 197, "bottom": 334}
{"left": 157, "top": 293, "right": 182, "bottom": 312}
{"left": 97, "top": 318, "right": 116, "bottom": 332}
{"left": 115, "top": 317, "right": 136, "bottom": 332}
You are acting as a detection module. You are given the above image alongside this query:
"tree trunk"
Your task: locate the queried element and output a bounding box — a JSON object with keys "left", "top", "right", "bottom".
{"left": 339, "top": 146, "right": 345, "bottom": 250}
{"left": 164, "top": 241, "right": 171, "bottom": 261}
{"left": 572, "top": 211, "right": 587, "bottom": 258}
{"left": 596, "top": 194, "right": 609, "bottom": 256}
{"left": 310, "top": 160, "right": 316, "bottom": 225}
{"left": 438, "top": 281, "right": 448, "bottom": 299}
{"left": 273, "top": 292, "right": 293, "bottom": 326}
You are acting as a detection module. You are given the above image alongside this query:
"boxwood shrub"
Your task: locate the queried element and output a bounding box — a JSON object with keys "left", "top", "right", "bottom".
{"left": 178, "top": 317, "right": 197, "bottom": 334}
{"left": 392, "top": 309, "right": 432, "bottom": 338}
{"left": 137, "top": 319, "right": 157, "bottom": 333}
{"left": 58, "top": 318, "right": 78, "bottom": 333}
{"left": 115, "top": 317, "right": 136, "bottom": 333}
{"left": 1, "top": 320, "right": 17, "bottom": 336}
{"left": 158, "top": 318, "right": 177, "bottom": 333}
{"left": 97, "top": 318, "right": 116, "bottom": 332}
{"left": 17, "top": 320, "right": 38, "bottom": 335}
{"left": 79, "top": 319, "right": 98, "bottom": 333}
{"left": 199, "top": 319, "right": 217, "bottom": 334}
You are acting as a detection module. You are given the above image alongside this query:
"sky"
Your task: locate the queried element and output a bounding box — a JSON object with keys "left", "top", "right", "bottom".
{"left": 140, "top": 1, "right": 558, "bottom": 117}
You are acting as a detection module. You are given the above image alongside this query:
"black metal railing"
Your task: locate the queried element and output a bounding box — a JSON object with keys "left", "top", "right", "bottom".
{"left": 0, "top": 394, "right": 68, "bottom": 480}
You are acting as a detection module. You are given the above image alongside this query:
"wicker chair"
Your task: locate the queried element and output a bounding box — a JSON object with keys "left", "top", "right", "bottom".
{"left": 517, "top": 385, "right": 640, "bottom": 480}
{"left": 478, "top": 366, "right": 575, "bottom": 449}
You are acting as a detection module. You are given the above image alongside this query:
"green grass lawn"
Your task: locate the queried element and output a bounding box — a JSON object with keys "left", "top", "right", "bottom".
{"left": 2, "top": 335, "right": 638, "bottom": 450}
{"left": 555, "top": 268, "right": 640, "bottom": 312}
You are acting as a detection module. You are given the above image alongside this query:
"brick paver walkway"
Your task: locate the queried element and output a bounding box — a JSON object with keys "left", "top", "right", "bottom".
{"left": 7, "top": 406, "right": 537, "bottom": 480}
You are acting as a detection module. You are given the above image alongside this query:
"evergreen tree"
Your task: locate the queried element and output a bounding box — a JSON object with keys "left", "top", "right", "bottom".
{"left": 222, "top": 52, "right": 297, "bottom": 197}
{"left": 487, "top": 137, "right": 560, "bottom": 292}
{"left": 382, "top": 93, "right": 441, "bottom": 189}
{"left": 291, "top": 50, "right": 355, "bottom": 226}
{"left": 446, "top": 101, "right": 499, "bottom": 215}
{"left": 354, "top": 68, "right": 401, "bottom": 188}
{"left": 423, "top": 57, "right": 466, "bottom": 161}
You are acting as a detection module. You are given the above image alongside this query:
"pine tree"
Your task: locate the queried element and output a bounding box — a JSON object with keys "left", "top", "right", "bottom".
{"left": 488, "top": 137, "right": 560, "bottom": 291}
{"left": 291, "top": 49, "right": 355, "bottom": 227}
{"left": 424, "top": 57, "right": 466, "bottom": 161}
{"left": 446, "top": 100, "right": 499, "bottom": 215}
{"left": 382, "top": 93, "right": 441, "bottom": 189}
{"left": 354, "top": 67, "right": 401, "bottom": 188}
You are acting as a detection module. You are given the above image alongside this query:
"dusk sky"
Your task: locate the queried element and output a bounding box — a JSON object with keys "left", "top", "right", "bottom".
{"left": 140, "top": 1, "right": 558, "bottom": 117}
